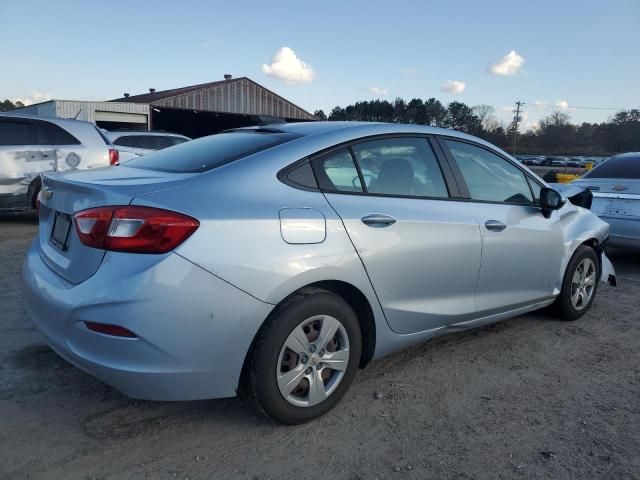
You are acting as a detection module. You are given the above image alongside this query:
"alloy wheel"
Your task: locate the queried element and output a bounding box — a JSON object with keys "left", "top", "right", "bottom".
{"left": 276, "top": 315, "right": 350, "bottom": 407}
{"left": 571, "top": 258, "right": 596, "bottom": 310}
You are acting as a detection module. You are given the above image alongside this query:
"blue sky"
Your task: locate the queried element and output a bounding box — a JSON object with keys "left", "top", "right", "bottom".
{"left": 1, "top": 0, "right": 638, "bottom": 130}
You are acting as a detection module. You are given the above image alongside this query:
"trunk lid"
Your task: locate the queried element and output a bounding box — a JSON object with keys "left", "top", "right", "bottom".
{"left": 573, "top": 178, "right": 640, "bottom": 218}
{"left": 38, "top": 166, "right": 196, "bottom": 284}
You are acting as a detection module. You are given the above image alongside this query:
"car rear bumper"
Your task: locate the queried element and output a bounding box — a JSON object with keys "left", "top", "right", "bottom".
{"left": 22, "top": 240, "right": 273, "bottom": 400}
{"left": 598, "top": 215, "right": 640, "bottom": 249}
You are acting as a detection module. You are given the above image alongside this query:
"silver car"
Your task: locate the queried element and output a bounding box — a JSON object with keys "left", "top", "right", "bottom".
{"left": 22, "top": 122, "right": 616, "bottom": 424}
{"left": 106, "top": 131, "right": 190, "bottom": 162}
{"left": 0, "top": 113, "right": 117, "bottom": 212}
{"left": 572, "top": 152, "right": 640, "bottom": 249}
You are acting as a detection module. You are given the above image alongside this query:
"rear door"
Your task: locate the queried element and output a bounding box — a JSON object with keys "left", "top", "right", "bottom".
{"left": 0, "top": 118, "right": 54, "bottom": 199}
{"left": 440, "top": 138, "right": 563, "bottom": 315}
{"left": 313, "top": 136, "right": 482, "bottom": 334}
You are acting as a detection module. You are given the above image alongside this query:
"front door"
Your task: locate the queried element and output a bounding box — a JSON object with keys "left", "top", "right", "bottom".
{"left": 313, "top": 137, "right": 482, "bottom": 334}
{"left": 441, "top": 139, "right": 563, "bottom": 315}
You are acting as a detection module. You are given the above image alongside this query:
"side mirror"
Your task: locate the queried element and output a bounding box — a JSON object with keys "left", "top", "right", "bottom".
{"left": 539, "top": 187, "right": 564, "bottom": 218}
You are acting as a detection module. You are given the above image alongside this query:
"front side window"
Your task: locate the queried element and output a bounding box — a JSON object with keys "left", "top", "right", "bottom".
{"left": 528, "top": 177, "right": 543, "bottom": 204}
{"left": 445, "top": 140, "right": 533, "bottom": 204}
{"left": 313, "top": 148, "right": 363, "bottom": 192}
{"left": 351, "top": 137, "right": 449, "bottom": 198}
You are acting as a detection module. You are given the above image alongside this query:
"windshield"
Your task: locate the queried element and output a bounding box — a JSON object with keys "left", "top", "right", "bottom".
{"left": 125, "top": 131, "right": 300, "bottom": 173}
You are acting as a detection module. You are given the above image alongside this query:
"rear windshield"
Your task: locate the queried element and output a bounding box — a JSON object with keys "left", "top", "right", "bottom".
{"left": 584, "top": 154, "right": 640, "bottom": 179}
{"left": 124, "top": 131, "right": 300, "bottom": 173}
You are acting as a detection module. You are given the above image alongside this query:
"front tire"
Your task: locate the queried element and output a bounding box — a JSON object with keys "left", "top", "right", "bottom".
{"left": 554, "top": 245, "right": 599, "bottom": 321}
{"left": 248, "top": 288, "right": 361, "bottom": 424}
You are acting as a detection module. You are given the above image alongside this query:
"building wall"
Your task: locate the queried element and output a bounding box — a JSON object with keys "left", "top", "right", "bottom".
{"left": 152, "top": 78, "right": 315, "bottom": 120}
{"left": 13, "top": 100, "right": 150, "bottom": 127}
{"left": 12, "top": 101, "right": 57, "bottom": 117}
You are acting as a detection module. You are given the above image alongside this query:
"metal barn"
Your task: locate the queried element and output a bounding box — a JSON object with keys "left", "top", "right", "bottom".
{"left": 14, "top": 75, "right": 315, "bottom": 137}
{"left": 111, "top": 75, "right": 316, "bottom": 137}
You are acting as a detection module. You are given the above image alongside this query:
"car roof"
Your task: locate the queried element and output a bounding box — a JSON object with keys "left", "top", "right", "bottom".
{"left": 0, "top": 112, "right": 95, "bottom": 129}
{"left": 235, "top": 121, "right": 484, "bottom": 143}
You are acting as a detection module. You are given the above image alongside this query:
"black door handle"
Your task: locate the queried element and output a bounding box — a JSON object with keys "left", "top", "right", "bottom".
{"left": 361, "top": 214, "right": 397, "bottom": 228}
{"left": 485, "top": 220, "right": 507, "bottom": 232}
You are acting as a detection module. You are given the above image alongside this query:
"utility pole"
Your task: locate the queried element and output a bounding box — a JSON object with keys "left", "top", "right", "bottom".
{"left": 512, "top": 101, "right": 524, "bottom": 156}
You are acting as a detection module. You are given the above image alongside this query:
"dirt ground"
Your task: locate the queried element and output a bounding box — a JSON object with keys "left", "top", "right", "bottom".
{"left": 1, "top": 213, "right": 639, "bottom": 480}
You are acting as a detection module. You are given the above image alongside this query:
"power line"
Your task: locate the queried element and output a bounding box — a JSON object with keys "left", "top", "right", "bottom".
{"left": 524, "top": 102, "right": 638, "bottom": 111}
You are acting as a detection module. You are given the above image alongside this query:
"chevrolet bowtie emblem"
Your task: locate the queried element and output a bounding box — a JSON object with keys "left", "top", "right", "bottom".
{"left": 42, "top": 186, "right": 53, "bottom": 199}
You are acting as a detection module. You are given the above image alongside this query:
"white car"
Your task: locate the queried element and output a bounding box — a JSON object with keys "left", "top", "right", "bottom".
{"left": 0, "top": 113, "right": 118, "bottom": 212}
{"left": 106, "top": 131, "right": 190, "bottom": 162}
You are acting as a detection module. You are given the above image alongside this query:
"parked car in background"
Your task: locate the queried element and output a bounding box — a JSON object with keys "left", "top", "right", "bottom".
{"left": 23, "top": 122, "right": 615, "bottom": 424}
{"left": 106, "top": 131, "right": 190, "bottom": 162}
{"left": 0, "top": 113, "right": 117, "bottom": 212}
{"left": 521, "top": 156, "right": 543, "bottom": 166}
{"left": 572, "top": 152, "right": 640, "bottom": 248}
{"left": 550, "top": 157, "right": 567, "bottom": 167}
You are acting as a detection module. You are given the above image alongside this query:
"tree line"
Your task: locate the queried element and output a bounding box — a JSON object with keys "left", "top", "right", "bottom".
{"left": 314, "top": 98, "right": 640, "bottom": 156}
{"left": 0, "top": 99, "right": 25, "bottom": 111}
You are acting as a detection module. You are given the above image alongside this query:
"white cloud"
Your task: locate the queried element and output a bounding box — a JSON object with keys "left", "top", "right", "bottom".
{"left": 401, "top": 68, "right": 417, "bottom": 76}
{"left": 368, "top": 86, "right": 389, "bottom": 96}
{"left": 11, "top": 91, "right": 53, "bottom": 106}
{"left": 489, "top": 50, "right": 525, "bottom": 76}
{"left": 440, "top": 80, "right": 466, "bottom": 94}
{"left": 533, "top": 100, "right": 572, "bottom": 110}
{"left": 262, "top": 47, "right": 315, "bottom": 85}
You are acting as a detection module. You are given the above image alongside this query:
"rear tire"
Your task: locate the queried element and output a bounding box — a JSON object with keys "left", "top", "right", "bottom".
{"left": 554, "top": 245, "right": 599, "bottom": 321}
{"left": 248, "top": 287, "right": 361, "bottom": 424}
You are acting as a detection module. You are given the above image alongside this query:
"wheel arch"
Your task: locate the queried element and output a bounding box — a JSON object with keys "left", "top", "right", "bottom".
{"left": 27, "top": 175, "right": 42, "bottom": 209}
{"left": 240, "top": 280, "right": 377, "bottom": 393}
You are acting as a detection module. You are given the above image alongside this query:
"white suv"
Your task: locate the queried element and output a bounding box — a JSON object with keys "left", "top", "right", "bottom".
{"left": 106, "top": 131, "right": 190, "bottom": 162}
{"left": 0, "top": 113, "right": 118, "bottom": 212}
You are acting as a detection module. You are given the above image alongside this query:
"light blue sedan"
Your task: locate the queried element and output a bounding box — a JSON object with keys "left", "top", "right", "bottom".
{"left": 23, "top": 122, "right": 615, "bottom": 424}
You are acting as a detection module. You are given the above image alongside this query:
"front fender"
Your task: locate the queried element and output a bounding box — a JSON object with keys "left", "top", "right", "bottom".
{"left": 555, "top": 204, "right": 610, "bottom": 290}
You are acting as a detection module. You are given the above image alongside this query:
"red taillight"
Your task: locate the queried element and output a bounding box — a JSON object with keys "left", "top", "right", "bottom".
{"left": 85, "top": 322, "right": 137, "bottom": 338}
{"left": 109, "top": 148, "right": 119, "bottom": 166}
{"left": 73, "top": 206, "right": 199, "bottom": 254}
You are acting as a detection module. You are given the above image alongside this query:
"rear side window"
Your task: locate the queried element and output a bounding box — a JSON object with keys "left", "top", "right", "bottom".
{"left": 313, "top": 148, "right": 363, "bottom": 192}
{"left": 0, "top": 120, "right": 38, "bottom": 146}
{"left": 351, "top": 137, "right": 449, "bottom": 197}
{"left": 39, "top": 121, "right": 80, "bottom": 145}
{"left": 584, "top": 154, "right": 640, "bottom": 179}
{"left": 125, "top": 131, "right": 300, "bottom": 173}
{"left": 445, "top": 140, "right": 534, "bottom": 205}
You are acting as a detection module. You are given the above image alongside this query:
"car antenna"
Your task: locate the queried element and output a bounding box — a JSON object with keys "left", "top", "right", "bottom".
{"left": 73, "top": 109, "right": 82, "bottom": 119}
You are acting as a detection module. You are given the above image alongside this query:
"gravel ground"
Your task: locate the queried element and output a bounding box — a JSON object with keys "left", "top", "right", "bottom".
{"left": 1, "top": 213, "right": 639, "bottom": 480}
